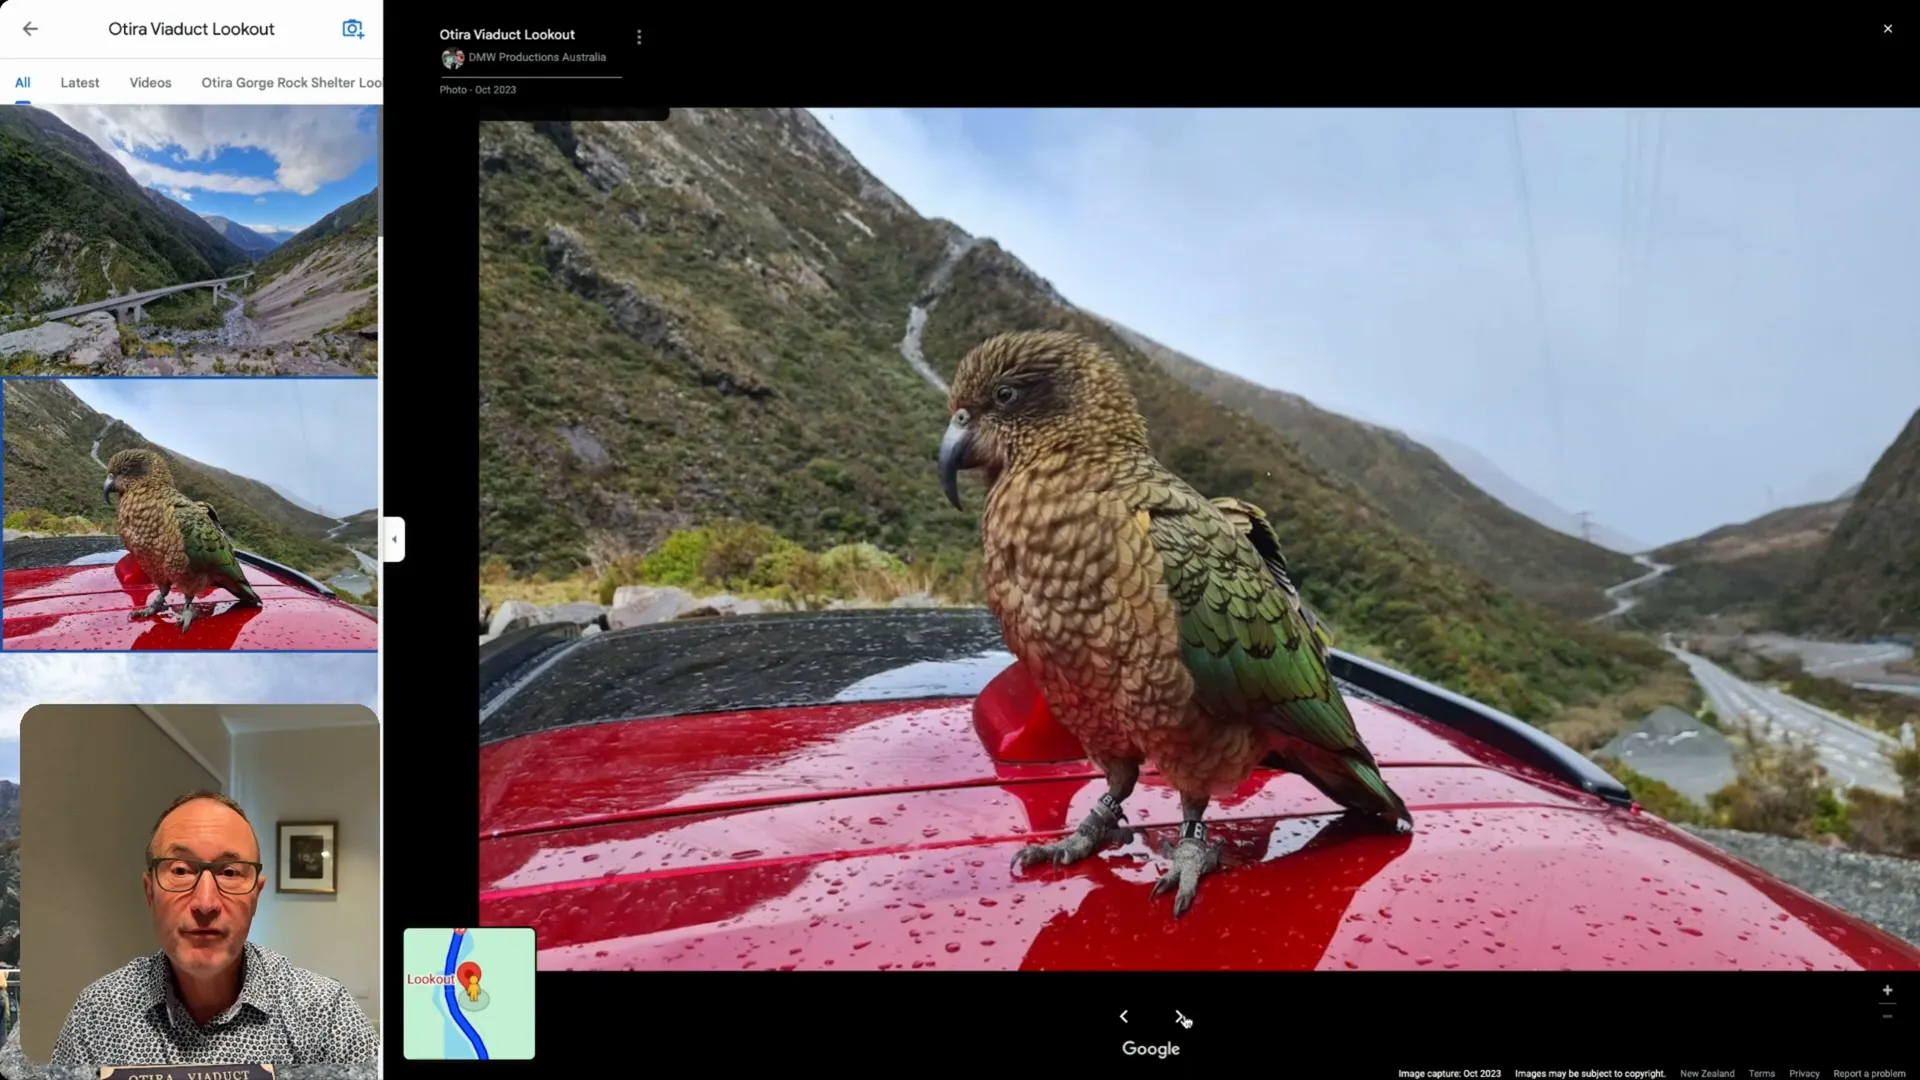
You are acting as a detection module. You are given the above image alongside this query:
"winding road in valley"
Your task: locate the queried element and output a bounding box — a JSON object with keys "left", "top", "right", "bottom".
{"left": 1596, "top": 552, "right": 1905, "bottom": 795}
{"left": 1595, "top": 553, "right": 1672, "bottom": 620}
{"left": 1668, "top": 647, "right": 1902, "bottom": 795}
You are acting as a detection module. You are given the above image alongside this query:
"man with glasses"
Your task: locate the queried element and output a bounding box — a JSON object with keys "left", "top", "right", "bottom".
{"left": 2, "top": 790, "right": 377, "bottom": 1065}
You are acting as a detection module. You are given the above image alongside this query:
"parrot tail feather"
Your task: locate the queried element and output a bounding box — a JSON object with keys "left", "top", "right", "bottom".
{"left": 1264, "top": 740, "right": 1413, "bottom": 832}
{"left": 220, "top": 571, "right": 262, "bottom": 607}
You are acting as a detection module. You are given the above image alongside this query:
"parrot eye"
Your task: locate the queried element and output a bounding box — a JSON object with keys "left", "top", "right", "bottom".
{"left": 994, "top": 384, "right": 1018, "bottom": 406}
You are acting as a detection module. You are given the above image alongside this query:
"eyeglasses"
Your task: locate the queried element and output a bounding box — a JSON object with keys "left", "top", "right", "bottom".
{"left": 147, "top": 857, "right": 262, "bottom": 894}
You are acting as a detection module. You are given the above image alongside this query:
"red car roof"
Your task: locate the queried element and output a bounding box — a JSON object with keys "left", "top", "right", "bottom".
{"left": 478, "top": 641, "right": 1920, "bottom": 972}
{"left": 4, "top": 551, "right": 376, "bottom": 650}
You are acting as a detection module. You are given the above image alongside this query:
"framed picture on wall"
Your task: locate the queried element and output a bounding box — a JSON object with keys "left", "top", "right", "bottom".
{"left": 277, "top": 821, "right": 337, "bottom": 894}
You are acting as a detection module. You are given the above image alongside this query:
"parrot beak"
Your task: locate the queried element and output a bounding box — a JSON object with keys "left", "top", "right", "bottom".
{"left": 103, "top": 475, "right": 117, "bottom": 503}
{"left": 938, "top": 412, "right": 976, "bottom": 511}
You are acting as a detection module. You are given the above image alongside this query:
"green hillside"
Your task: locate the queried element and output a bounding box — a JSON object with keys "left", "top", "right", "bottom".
{"left": 476, "top": 108, "right": 1690, "bottom": 730}
{"left": 1779, "top": 408, "right": 1920, "bottom": 638}
{"left": 247, "top": 187, "right": 377, "bottom": 286}
{"left": 0, "top": 107, "right": 248, "bottom": 314}
{"left": 2, "top": 380, "right": 359, "bottom": 578}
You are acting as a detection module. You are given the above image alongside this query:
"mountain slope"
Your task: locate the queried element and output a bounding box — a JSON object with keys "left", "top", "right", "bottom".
{"left": 1779, "top": 408, "right": 1920, "bottom": 638}
{"left": 1415, "top": 432, "right": 1648, "bottom": 554}
{"left": 0, "top": 107, "right": 249, "bottom": 313}
{"left": 475, "top": 109, "right": 1688, "bottom": 727}
{"left": 2, "top": 380, "right": 359, "bottom": 577}
{"left": 1101, "top": 319, "right": 1644, "bottom": 618}
{"left": 235, "top": 186, "right": 376, "bottom": 346}
{"left": 247, "top": 187, "right": 377, "bottom": 283}
{"left": 1624, "top": 495, "right": 1853, "bottom": 630}
{"left": 201, "top": 215, "right": 283, "bottom": 256}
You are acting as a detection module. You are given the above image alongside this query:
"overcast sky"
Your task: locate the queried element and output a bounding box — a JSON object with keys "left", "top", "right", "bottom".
{"left": 0, "top": 653, "right": 376, "bottom": 783}
{"left": 44, "top": 104, "right": 378, "bottom": 235}
{"left": 810, "top": 108, "right": 1920, "bottom": 547}
{"left": 66, "top": 379, "right": 376, "bottom": 519}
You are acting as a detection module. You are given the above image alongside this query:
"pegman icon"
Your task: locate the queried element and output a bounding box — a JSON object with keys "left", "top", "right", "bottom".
{"left": 456, "top": 961, "right": 481, "bottom": 1002}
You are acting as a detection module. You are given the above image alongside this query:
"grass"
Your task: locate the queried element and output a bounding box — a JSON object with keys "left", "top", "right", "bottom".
{"left": 3, "top": 352, "right": 51, "bottom": 375}
{"left": 482, "top": 521, "right": 971, "bottom": 613}
{"left": 329, "top": 298, "right": 377, "bottom": 334}
{"left": 3, "top": 508, "right": 108, "bottom": 535}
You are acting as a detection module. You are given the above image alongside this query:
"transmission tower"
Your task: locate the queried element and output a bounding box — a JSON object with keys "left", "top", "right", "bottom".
{"left": 1576, "top": 510, "right": 1594, "bottom": 543}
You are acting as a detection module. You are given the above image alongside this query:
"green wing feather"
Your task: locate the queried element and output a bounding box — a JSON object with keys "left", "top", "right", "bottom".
{"left": 1141, "top": 487, "right": 1410, "bottom": 825}
{"left": 173, "top": 495, "right": 261, "bottom": 604}
{"left": 1147, "top": 492, "right": 1361, "bottom": 753}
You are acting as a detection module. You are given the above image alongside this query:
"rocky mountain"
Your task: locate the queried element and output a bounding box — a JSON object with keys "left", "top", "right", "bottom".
{"left": 475, "top": 108, "right": 1684, "bottom": 724}
{"left": 1780, "top": 407, "right": 1920, "bottom": 639}
{"left": 1103, "top": 318, "right": 1645, "bottom": 619}
{"left": 0, "top": 781, "right": 15, "bottom": 839}
{"left": 0, "top": 106, "right": 249, "bottom": 315}
{"left": 2, "top": 380, "right": 361, "bottom": 578}
{"left": 200, "top": 215, "right": 284, "bottom": 256}
{"left": 1625, "top": 495, "right": 1853, "bottom": 629}
{"left": 1414, "top": 431, "right": 1649, "bottom": 555}
{"left": 238, "top": 186, "right": 377, "bottom": 347}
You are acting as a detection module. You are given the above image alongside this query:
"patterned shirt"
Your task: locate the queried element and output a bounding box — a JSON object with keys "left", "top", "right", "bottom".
{"left": 0, "top": 941, "right": 377, "bottom": 1066}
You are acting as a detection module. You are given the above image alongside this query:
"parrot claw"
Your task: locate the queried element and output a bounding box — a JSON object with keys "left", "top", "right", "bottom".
{"left": 1150, "top": 836, "right": 1222, "bottom": 918}
{"left": 1009, "top": 805, "right": 1133, "bottom": 876}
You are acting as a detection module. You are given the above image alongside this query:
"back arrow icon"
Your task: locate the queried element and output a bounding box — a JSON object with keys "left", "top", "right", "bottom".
{"left": 1119, "top": 1010, "right": 1128, "bottom": 1023}
{"left": 23, "top": 23, "right": 37, "bottom": 35}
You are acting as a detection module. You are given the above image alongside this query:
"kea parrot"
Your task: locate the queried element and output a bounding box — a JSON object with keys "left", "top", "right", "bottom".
{"left": 104, "top": 448, "right": 262, "bottom": 633}
{"left": 937, "top": 329, "right": 1412, "bottom": 917}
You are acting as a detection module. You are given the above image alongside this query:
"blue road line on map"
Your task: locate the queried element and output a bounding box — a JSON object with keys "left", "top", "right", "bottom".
{"left": 443, "top": 931, "right": 489, "bottom": 1060}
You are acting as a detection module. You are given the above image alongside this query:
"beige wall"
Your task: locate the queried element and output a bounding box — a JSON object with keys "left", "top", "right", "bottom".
{"left": 18, "top": 705, "right": 220, "bottom": 1064}
{"left": 228, "top": 723, "right": 380, "bottom": 1033}
{"left": 145, "top": 706, "right": 230, "bottom": 786}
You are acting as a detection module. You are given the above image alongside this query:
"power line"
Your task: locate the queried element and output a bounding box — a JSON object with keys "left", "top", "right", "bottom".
{"left": 1631, "top": 108, "right": 1670, "bottom": 370}
{"left": 1613, "top": 109, "right": 1641, "bottom": 363}
{"left": 1507, "top": 108, "right": 1563, "bottom": 496}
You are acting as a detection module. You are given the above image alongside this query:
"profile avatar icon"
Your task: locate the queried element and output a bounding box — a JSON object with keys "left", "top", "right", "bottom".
{"left": 442, "top": 49, "right": 464, "bottom": 70}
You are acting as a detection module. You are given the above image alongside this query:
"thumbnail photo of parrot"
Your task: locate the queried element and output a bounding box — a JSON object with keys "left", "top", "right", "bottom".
{"left": 937, "top": 329, "right": 1412, "bottom": 918}
{"left": 104, "top": 448, "right": 262, "bottom": 634}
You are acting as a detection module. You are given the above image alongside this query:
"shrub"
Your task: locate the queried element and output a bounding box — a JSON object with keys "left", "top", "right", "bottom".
{"left": 698, "top": 521, "right": 783, "bottom": 584}
{"left": 636, "top": 528, "right": 711, "bottom": 586}
{"left": 1708, "top": 719, "right": 1845, "bottom": 840}
{"left": 819, "top": 542, "right": 905, "bottom": 577}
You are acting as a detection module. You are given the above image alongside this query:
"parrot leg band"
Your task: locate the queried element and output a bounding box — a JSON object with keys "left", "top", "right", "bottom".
{"left": 1180, "top": 819, "right": 1206, "bottom": 841}
{"left": 1009, "top": 794, "right": 1135, "bottom": 875}
{"left": 1151, "top": 833, "right": 1223, "bottom": 919}
{"left": 131, "top": 591, "right": 169, "bottom": 620}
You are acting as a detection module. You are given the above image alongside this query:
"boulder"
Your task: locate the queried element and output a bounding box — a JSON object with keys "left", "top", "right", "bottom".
{"left": 890, "top": 593, "right": 938, "bottom": 608}
{"left": 487, "top": 599, "right": 541, "bottom": 637}
{"left": 541, "top": 601, "right": 609, "bottom": 629}
{"left": 607, "top": 585, "right": 699, "bottom": 629}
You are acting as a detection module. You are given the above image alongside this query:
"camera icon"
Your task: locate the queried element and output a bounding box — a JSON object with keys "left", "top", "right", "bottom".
{"left": 342, "top": 19, "right": 365, "bottom": 39}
